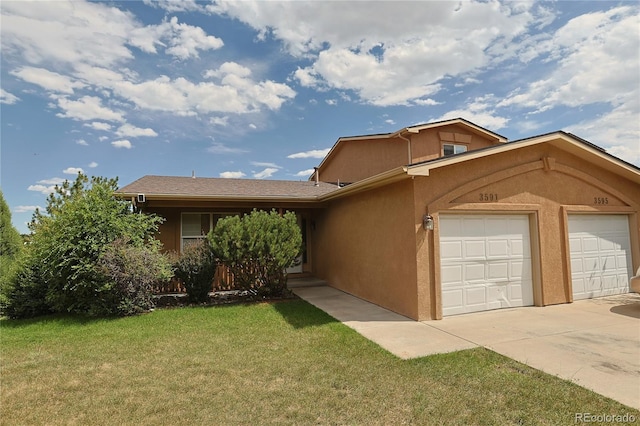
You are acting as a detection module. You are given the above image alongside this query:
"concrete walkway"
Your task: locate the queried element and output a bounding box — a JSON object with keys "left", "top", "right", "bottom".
{"left": 293, "top": 285, "right": 640, "bottom": 410}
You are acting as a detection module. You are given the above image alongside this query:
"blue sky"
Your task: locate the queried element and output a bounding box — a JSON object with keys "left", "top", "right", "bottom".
{"left": 1, "top": 0, "right": 639, "bottom": 233}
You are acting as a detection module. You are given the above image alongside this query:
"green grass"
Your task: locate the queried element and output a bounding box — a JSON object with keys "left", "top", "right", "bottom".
{"left": 1, "top": 300, "right": 637, "bottom": 425}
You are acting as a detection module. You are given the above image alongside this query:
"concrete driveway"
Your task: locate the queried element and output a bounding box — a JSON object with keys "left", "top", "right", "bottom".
{"left": 293, "top": 286, "right": 640, "bottom": 409}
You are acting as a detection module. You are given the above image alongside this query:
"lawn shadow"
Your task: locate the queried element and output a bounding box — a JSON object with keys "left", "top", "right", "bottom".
{"left": 0, "top": 313, "right": 122, "bottom": 329}
{"left": 273, "top": 299, "right": 339, "bottom": 329}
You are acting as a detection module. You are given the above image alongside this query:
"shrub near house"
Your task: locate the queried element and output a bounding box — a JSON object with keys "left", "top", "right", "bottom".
{"left": 209, "top": 209, "right": 302, "bottom": 297}
{"left": 4, "top": 174, "right": 170, "bottom": 318}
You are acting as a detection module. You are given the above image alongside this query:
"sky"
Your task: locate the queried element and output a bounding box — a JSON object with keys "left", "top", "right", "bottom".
{"left": 1, "top": 0, "right": 639, "bottom": 234}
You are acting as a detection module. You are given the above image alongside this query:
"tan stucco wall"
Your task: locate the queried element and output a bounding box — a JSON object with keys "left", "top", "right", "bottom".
{"left": 413, "top": 142, "right": 640, "bottom": 319}
{"left": 312, "top": 179, "right": 420, "bottom": 319}
{"left": 318, "top": 124, "right": 502, "bottom": 184}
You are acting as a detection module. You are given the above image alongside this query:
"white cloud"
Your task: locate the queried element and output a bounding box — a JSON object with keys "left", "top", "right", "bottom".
{"left": 249, "top": 123, "right": 257, "bottom": 129}
{"left": 287, "top": 148, "right": 330, "bottom": 159}
{"left": 116, "top": 123, "right": 158, "bottom": 138}
{"left": 0, "top": 88, "right": 20, "bottom": 104}
{"left": 220, "top": 171, "right": 246, "bottom": 178}
{"left": 1, "top": 1, "right": 138, "bottom": 68}
{"left": 211, "top": 1, "right": 543, "bottom": 105}
{"left": 565, "top": 103, "right": 640, "bottom": 165}
{"left": 14, "top": 205, "right": 40, "bottom": 213}
{"left": 84, "top": 122, "right": 112, "bottom": 131}
{"left": 112, "top": 139, "right": 132, "bottom": 149}
{"left": 496, "top": 5, "right": 639, "bottom": 164}
{"left": 88, "top": 162, "right": 98, "bottom": 168}
{"left": 28, "top": 185, "right": 56, "bottom": 195}
{"left": 164, "top": 17, "right": 224, "bottom": 60}
{"left": 143, "top": 0, "right": 207, "bottom": 13}
{"left": 295, "top": 169, "right": 315, "bottom": 177}
{"left": 76, "top": 139, "right": 89, "bottom": 146}
{"left": 325, "top": 99, "right": 337, "bottom": 106}
{"left": 207, "top": 142, "right": 248, "bottom": 154}
{"left": 253, "top": 168, "right": 279, "bottom": 179}
{"left": 112, "top": 72, "right": 295, "bottom": 115}
{"left": 11, "top": 66, "right": 84, "bottom": 94}
{"left": 55, "top": 96, "right": 125, "bottom": 122}
{"left": 210, "top": 116, "right": 229, "bottom": 127}
{"left": 63, "top": 167, "right": 84, "bottom": 175}
{"left": 37, "top": 177, "right": 65, "bottom": 185}
{"left": 251, "top": 161, "right": 280, "bottom": 169}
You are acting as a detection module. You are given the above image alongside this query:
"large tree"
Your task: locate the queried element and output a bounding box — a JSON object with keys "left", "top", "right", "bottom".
{"left": 5, "top": 174, "right": 170, "bottom": 318}
{"left": 0, "top": 190, "right": 24, "bottom": 312}
{"left": 0, "top": 190, "right": 22, "bottom": 259}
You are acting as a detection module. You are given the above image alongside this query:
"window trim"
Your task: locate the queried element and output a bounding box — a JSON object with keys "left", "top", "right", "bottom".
{"left": 180, "top": 212, "right": 239, "bottom": 252}
{"left": 442, "top": 143, "right": 468, "bottom": 156}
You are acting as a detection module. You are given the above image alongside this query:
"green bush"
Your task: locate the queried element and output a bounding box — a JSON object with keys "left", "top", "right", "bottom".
{"left": 173, "top": 240, "right": 216, "bottom": 303}
{"left": 209, "top": 209, "right": 302, "bottom": 296}
{"left": 98, "top": 238, "right": 173, "bottom": 316}
{"left": 0, "top": 190, "right": 24, "bottom": 315}
{"left": 5, "top": 174, "right": 165, "bottom": 317}
{"left": 3, "top": 250, "right": 53, "bottom": 319}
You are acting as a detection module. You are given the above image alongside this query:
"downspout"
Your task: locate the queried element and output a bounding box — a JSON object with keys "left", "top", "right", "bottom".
{"left": 397, "top": 130, "right": 412, "bottom": 165}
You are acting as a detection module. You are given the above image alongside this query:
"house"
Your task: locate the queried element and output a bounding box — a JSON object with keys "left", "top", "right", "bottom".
{"left": 117, "top": 118, "right": 640, "bottom": 320}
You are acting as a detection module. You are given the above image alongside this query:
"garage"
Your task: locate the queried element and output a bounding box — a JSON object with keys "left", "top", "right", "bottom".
{"left": 439, "top": 214, "right": 535, "bottom": 316}
{"left": 568, "top": 215, "right": 632, "bottom": 300}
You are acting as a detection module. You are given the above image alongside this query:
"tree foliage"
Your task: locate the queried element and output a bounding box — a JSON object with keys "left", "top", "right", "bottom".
{"left": 0, "top": 190, "right": 25, "bottom": 313}
{"left": 5, "top": 174, "right": 168, "bottom": 318}
{"left": 209, "top": 209, "right": 302, "bottom": 296}
{"left": 0, "top": 190, "right": 23, "bottom": 259}
{"left": 172, "top": 239, "right": 217, "bottom": 303}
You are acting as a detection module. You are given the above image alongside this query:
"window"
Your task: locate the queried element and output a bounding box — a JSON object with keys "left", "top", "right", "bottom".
{"left": 443, "top": 143, "right": 467, "bottom": 156}
{"left": 181, "top": 212, "right": 238, "bottom": 251}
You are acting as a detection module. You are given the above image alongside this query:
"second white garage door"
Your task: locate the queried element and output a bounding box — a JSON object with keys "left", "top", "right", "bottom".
{"left": 568, "top": 215, "right": 632, "bottom": 300}
{"left": 440, "top": 214, "right": 534, "bottom": 316}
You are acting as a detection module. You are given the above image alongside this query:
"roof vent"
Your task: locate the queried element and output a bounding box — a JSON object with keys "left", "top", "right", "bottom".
{"left": 192, "top": 170, "right": 196, "bottom": 179}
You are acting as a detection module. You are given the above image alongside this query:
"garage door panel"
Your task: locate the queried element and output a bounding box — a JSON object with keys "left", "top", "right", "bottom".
{"left": 441, "top": 265, "right": 462, "bottom": 284}
{"left": 440, "top": 240, "right": 462, "bottom": 260}
{"left": 488, "top": 240, "right": 509, "bottom": 257}
{"left": 464, "top": 240, "right": 486, "bottom": 258}
{"left": 568, "top": 215, "right": 632, "bottom": 300}
{"left": 440, "top": 214, "right": 534, "bottom": 316}
{"left": 465, "top": 263, "right": 485, "bottom": 281}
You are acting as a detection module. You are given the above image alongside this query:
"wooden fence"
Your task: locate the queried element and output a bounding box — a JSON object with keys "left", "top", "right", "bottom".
{"left": 152, "top": 263, "right": 235, "bottom": 294}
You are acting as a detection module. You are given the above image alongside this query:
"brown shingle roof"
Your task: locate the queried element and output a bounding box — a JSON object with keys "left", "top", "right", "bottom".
{"left": 116, "top": 175, "right": 340, "bottom": 200}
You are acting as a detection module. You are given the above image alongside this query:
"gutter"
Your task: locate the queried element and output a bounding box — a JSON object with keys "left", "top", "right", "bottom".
{"left": 318, "top": 166, "right": 409, "bottom": 201}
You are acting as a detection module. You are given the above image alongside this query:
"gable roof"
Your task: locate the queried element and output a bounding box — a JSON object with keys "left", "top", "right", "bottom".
{"left": 116, "top": 175, "right": 340, "bottom": 201}
{"left": 405, "top": 131, "right": 640, "bottom": 182}
{"left": 311, "top": 117, "right": 508, "bottom": 181}
{"left": 318, "top": 131, "right": 640, "bottom": 201}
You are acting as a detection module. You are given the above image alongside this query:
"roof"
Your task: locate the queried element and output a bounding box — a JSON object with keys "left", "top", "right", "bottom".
{"left": 339, "top": 117, "right": 508, "bottom": 142}
{"left": 311, "top": 117, "right": 508, "bottom": 181}
{"left": 406, "top": 131, "right": 640, "bottom": 182}
{"left": 116, "top": 175, "right": 340, "bottom": 201}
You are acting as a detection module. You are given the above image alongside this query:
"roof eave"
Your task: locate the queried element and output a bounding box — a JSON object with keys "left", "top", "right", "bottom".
{"left": 318, "top": 166, "right": 409, "bottom": 201}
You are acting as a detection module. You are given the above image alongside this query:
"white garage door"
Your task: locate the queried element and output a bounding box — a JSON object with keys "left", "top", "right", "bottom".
{"left": 568, "top": 215, "right": 632, "bottom": 300}
{"left": 440, "top": 215, "right": 534, "bottom": 316}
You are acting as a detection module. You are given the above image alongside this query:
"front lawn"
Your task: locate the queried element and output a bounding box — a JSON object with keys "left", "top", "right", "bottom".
{"left": 1, "top": 300, "right": 636, "bottom": 425}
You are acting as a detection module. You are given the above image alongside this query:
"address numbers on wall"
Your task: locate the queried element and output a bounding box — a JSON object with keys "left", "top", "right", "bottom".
{"left": 479, "top": 193, "right": 499, "bottom": 202}
{"left": 593, "top": 197, "right": 609, "bottom": 205}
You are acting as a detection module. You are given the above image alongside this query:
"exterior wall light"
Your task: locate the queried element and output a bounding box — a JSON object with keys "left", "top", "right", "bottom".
{"left": 423, "top": 214, "right": 434, "bottom": 231}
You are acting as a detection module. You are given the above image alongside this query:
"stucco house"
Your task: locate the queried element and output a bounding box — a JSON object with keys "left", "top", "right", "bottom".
{"left": 117, "top": 118, "right": 640, "bottom": 320}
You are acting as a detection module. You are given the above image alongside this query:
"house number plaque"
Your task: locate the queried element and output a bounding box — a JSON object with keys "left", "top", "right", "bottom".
{"left": 593, "top": 197, "right": 609, "bottom": 205}
{"left": 479, "top": 193, "right": 498, "bottom": 202}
